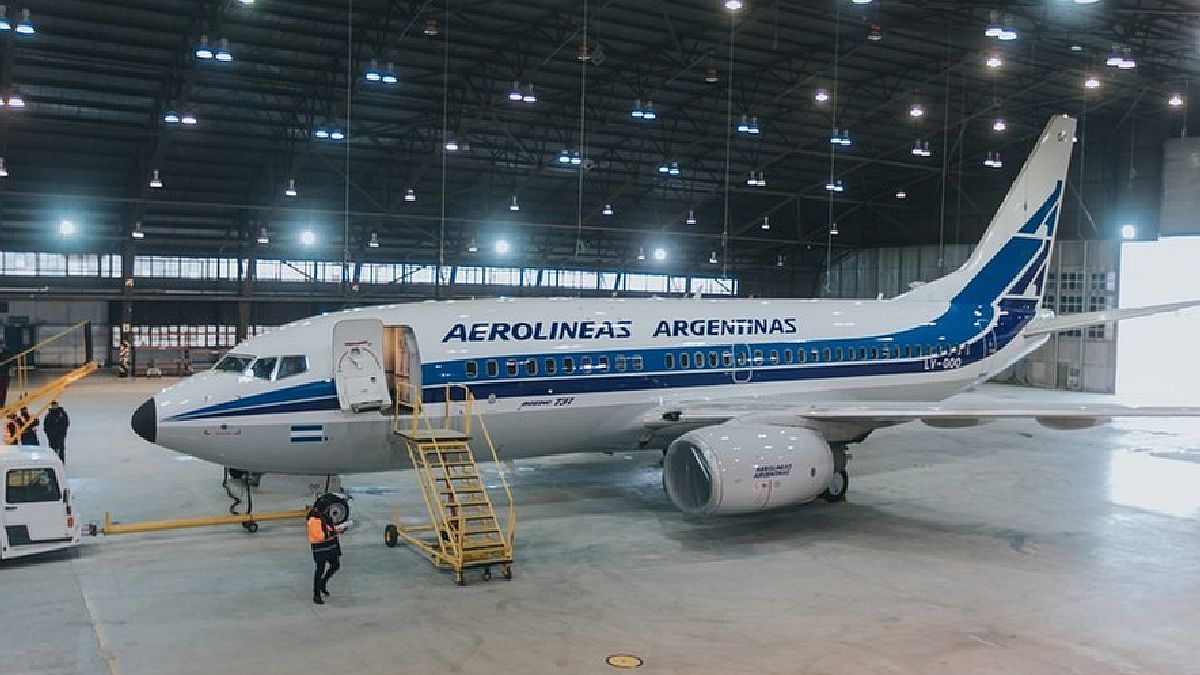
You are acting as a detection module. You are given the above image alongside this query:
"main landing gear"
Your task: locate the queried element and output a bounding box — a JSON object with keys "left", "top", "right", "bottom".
{"left": 820, "top": 445, "right": 850, "bottom": 502}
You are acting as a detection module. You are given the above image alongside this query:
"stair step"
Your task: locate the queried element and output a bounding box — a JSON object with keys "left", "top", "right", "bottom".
{"left": 461, "top": 540, "right": 508, "bottom": 551}
{"left": 396, "top": 429, "right": 472, "bottom": 442}
{"left": 438, "top": 489, "right": 484, "bottom": 496}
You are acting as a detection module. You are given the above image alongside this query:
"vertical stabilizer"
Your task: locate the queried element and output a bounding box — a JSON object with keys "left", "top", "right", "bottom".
{"left": 899, "top": 115, "right": 1076, "bottom": 305}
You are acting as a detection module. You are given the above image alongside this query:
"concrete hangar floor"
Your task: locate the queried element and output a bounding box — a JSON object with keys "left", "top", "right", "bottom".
{"left": 4, "top": 375, "right": 1200, "bottom": 675}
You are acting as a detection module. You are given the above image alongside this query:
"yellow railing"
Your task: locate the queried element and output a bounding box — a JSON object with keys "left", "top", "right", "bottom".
{"left": 2, "top": 322, "right": 97, "bottom": 442}
{"left": 392, "top": 383, "right": 515, "bottom": 572}
{"left": 1, "top": 320, "right": 92, "bottom": 397}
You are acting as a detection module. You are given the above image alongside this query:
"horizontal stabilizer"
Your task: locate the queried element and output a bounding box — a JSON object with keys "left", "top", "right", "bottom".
{"left": 1023, "top": 299, "right": 1200, "bottom": 336}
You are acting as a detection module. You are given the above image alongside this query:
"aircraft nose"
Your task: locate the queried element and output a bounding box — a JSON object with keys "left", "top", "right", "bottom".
{"left": 131, "top": 398, "right": 156, "bottom": 443}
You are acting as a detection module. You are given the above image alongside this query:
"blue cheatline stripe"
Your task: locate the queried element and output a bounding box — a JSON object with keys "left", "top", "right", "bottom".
{"left": 290, "top": 424, "right": 323, "bottom": 432}
{"left": 169, "top": 300, "right": 1039, "bottom": 419}
{"left": 166, "top": 379, "right": 336, "bottom": 421}
{"left": 169, "top": 395, "right": 340, "bottom": 421}
{"left": 291, "top": 437, "right": 325, "bottom": 443}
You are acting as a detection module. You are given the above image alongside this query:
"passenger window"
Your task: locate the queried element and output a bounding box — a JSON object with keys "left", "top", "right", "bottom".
{"left": 736, "top": 352, "right": 747, "bottom": 367}
{"left": 680, "top": 352, "right": 690, "bottom": 369}
{"left": 798, "top": 349, "right": 807, "bottom": 363}
{"left": 506, "top": 360, "right": 518, "bottom": 377}
{"left": 251, "top": 357, "right": 277, "bottom": 380}
{"left": 836, "top": 348, "right": 845, "bottom": 361}
{"left": 903, "top": 346, "right": 911, "bottom": 358}
{"left": 545, "top": 358, "right": 557, "bottom": 375}
{"left": 277, "top": 355, "right": 308, "bottom": 379}
{"left": 632, "top": 355, "right": 644, "bottom": 371}
{"left": 694, "top": 351, "right": 704, "bottom": 368}
{"left": 822, "top": 348, "right": 831, "bottom": 362}
{"left": 709, "top": 352, "right": 719, "bottom": 368}
{"left": 770, "top": 349, "right": 779, "bottom": 365}
{"left": 858, "top": 347, "right": 866, "bottom": 360}
{"left": 665, "top": 353, "right": 676, "bottom": 370}
{"left": 783, "top": 349, "right": 793, "bottom": 364}
{"left": 465, "top": 361, "right": 479, "bottom": 378}
{"left": 871, "top": 347, "right": 880, "bottom": 360}
{"left": 581, "top": 356, "right": 592, "bottom": 371}
{"left": 753, "top": 349, "right": 764, "bottom": 365}
{"left": 526, "top": 359, "right": 538, "bottom": 376}
{"left": 563, "top": 357, "right": 575, "bottom": 374}
{"left": 722, "top": 351, "right": 732, "bottom": 367}
{"left": 615, "top": 355, "right": 626, "bottom": 372}
{"left": 597, "top": 356, "right": 609, "bottom": 372}
{"left": 486, "top": 360, "right": 498, "bottom": 377}
{"left": 6, "top": 469, "right": 61, "bottom": 503}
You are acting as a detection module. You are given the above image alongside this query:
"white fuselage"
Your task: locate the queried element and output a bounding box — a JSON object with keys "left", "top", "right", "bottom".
{"left": 144, "top": 294, "right": 1048, "bottom": 474}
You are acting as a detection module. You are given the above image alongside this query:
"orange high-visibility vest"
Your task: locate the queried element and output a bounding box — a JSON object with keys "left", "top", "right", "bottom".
{"left": 307, "top": 515, "right": 333, "bottom": 544}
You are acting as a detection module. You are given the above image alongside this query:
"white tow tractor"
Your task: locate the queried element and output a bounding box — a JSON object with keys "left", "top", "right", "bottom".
{"left": 0, "top": 446, "right": 80, "bottom": 560}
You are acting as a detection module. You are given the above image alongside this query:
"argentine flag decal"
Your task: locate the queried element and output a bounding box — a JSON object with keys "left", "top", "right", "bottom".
{"left": 290, "top": 424, "right": 325, "bottom": 443}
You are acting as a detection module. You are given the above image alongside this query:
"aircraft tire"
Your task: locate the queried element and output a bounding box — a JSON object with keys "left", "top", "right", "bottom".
{"left": 322, "top": 494, "right": 351, "bottom": 525}
{"left": 821, "top": 470, "right": 849, "bottom": 502}
{"left": 384, "top": 524, "right": 399, "bottom": 548}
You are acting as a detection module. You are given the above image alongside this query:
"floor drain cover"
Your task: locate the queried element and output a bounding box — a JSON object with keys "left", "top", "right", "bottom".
{"left": 606, "top": 654, "right": 644, "bottom": 669}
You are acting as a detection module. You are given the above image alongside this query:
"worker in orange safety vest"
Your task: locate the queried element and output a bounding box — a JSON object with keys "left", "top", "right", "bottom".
{"left": 306, "top": 500, "right": 344, "bottom": 604}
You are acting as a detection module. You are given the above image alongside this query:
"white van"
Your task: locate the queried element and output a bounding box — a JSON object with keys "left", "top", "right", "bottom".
{"left": 1, "top": 446, "right": 80, "bottom": 560}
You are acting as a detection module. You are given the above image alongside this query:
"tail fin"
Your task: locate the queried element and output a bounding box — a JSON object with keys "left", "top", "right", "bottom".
{"left": 899, "top": 115, "right": 1077, "bottom": 305}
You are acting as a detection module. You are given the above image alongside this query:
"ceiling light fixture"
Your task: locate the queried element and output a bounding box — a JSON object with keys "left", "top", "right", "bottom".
{"left": 814, "top": 88, "right": 830, "bottom": 103}
{"left": 709, "top": 251, "right": 719, "bottom": 264}
{"left": 424, "top": 16, "right": 438, "bottom": 36}
{"left": 180, "top": 111, "right": 197, "bottom": 125}
{"left": 1169, "top": 92, "right": 1184, "bottom": 107}
{"left": 467, "top": 238, "right": 479, "bottom": 253}
{"left": 911, "top": 139, "right": 932, "bottom": 157}
{"left": 300, "top": 230, "right": 316, "bottom": 246}
{"left": 444, "top": 137, "right": 459, "bottom": 151}
{"left": 0, "top": 6, "right": 11, "bottom": 32}
{"left": 761, "top": 216, "right": 770, "bottom": 230}
{"left": 909, "top": 103, "right": 925, "bottom": 118}
{"left": 368, "top": 232, "right": 380, "bottom": 248}
{"left": 895, "top": 189, "right": 907, "bottom": 199}
{"left": 1084, "top": 74, "right": 1101, "bottom": 89}
{"left": 381, "top": 64, "right": 398, "bottom": 84}
{"left": 867, "top": 23, "right": 882, "bottom": 41}
{"left": 829, "top": 222, "right": 839, "bottom": 236}
{"left": 329, "top": 129, "right": 345, "bottom": 141}
{"left": 195, "top": 35, "right": 214, "bottom": 59}
{"left": 15, "top": 8, "right": 33, "bottom": 34}
{"left": 215, "top": 38, "right": 233, "bottom": 62}
{"left": 522, "top": 84, "right": 536, "bottom": 103}
{"left": 637, "top": 247, "right": 646, "bottom": 261}
{"left": 495, "top": 239, "right": 510, "bottom": 255}
{"left": 824, "top": 179, "right": 845, "bottom": 193}
{"left": 986, "top": 53, "right": 1003, "bottom": 69}
{"left": 285, "top": 179, "right": 297, "bottom": 197}
{"left": 58, "top": 219, "right": 76, "bottom": 236}
{"left": 405, "top": 187, "right": 417, "bottom": 202}
{"left": 366, "top": 59, "right": 383, "bottom": 82}
{"left": 705, "top": 66, "right": 719, "bottom": 83}
{"left": 653, "top": 247, "right": 667, "bottom": 262}
{"left": 686, "top": 210, "right": 697, "bottom": 225}
{"left": 776, "top": 254, "right": 784, "bottom": 267}
{"left": 131, "top": 221, "right": 145, "bottom": 239}
{"left": 1121, "top": 223, "right": 1136, "bottom": 239}
{"left": 0, "top": 157, "right": 7, "bottom": 178}
{"left": 163, "top": 110, "right": 180, "bottom": 124}
{"left": 602, "top": 203, "right": 614, "bottom": 216}
{"left": 724, "top": 0, "right": 744, "bottom": 11}
{"left": 642, "top": 100, "right": 657, "bottom": 121}
{"left": 257, "top": 227, "right": 269, "bottom": 245}
{"left": 993, "top": 117, "right": 1007, "bottom": 132}
{"left": 830, "top": 128, "right": 852, "bottom": 146}
{"left": 508, "top": 80, "right": 522, "bottom": 101}
{"left": 509, "top": 195, "right": 520, "bottom": 211}
{"left": 149, "top": 170, "right": 163, "bottom": 188}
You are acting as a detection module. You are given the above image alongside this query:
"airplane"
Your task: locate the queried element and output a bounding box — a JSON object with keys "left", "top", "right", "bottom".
{"left": 130, "top": 115, "right": 1200, "bottom": 520}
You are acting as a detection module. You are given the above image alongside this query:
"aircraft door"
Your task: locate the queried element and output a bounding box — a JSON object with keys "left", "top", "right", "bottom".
{"left": 332, "top": 318, "right": 393, "bottom": 413}
{"left": 731, "top": 343, "right": 753, "bottom": 383}
{"left": 4, "top": 467, "right": 71, "bottom": 548}
{"left": 383, "top": 325, "right": 421, "bottom": 410}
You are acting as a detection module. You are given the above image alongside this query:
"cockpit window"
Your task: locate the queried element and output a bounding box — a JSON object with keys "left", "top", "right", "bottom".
{"left": 214, "top": 354, "right": 254, "bottom": 372}
{"left": 251, "top": 357, "right": 277, "bottom": 380}
{"left": 277, "top": 356, "right": 308, "bottom": 379}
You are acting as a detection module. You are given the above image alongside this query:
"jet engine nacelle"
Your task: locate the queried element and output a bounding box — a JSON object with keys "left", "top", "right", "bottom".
{"left": 662, "top": 424, "right": 834, "bottom": 515}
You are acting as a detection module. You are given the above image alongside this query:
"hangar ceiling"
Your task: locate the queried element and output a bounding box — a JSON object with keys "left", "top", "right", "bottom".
{"left": 0, "top": 0, "right": 1197, "bottom": 294}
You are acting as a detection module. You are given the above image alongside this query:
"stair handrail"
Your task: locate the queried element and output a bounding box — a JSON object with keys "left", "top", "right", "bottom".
{"left": 441, "top": 383, "right": 515, "bottom": 551}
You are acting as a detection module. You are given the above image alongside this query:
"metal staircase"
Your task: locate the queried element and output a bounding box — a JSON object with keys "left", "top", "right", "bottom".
{"left": 385, "top": 384, "right": 515, "bottom": 585}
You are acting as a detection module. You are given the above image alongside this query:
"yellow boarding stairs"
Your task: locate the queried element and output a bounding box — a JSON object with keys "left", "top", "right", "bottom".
{"left": 2, "top": 322, "right": 98, "bottom": 441}
{"left": 386, "top": 384, "right": 515, "bottom": 585}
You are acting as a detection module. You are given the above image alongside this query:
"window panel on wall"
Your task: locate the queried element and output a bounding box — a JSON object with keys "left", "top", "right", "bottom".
{"left": 486, "top": 267, "right": 521, "bottom": 286}
{"left": 456, "top": 266, "right": 483, "bottom": 285}
{"left": 66, "top": 254, "right": 99, "bottom": 276}
{"left": 37, "top": 253, "right": 67, "bottom": 276}
{"left": 4, "top": 252, "right": 37, "bottom": 276}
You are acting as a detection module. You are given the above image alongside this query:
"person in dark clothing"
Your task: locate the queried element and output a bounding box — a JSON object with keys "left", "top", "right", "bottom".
{"left": 43, "top": 401, "right": 69, "bottom": 462}
{"left": 18, "top": 406, "right": 38, "bottom": 446}
{"left": 0, "top": 342, "right": 14, "bottom": 408}
{"left": 306, "top": 500, "right": 345, "bottom": 604}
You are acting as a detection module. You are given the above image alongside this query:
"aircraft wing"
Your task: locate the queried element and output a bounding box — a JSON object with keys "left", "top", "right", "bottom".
{"left": 1022, "top": 299, "right": 1200, "bottom": 336}
{"left": 640, "top": 399, "right": 1200, "bottom": 444}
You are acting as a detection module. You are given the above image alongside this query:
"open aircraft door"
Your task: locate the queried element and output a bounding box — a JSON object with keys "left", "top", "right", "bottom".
{"left": 333, "top": 319, "right": 392, "bottom": 413}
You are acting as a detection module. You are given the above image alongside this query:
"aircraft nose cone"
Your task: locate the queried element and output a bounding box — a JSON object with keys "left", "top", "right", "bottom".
{"left": 131, "top": 398, "right": 156, "bottom": 443}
